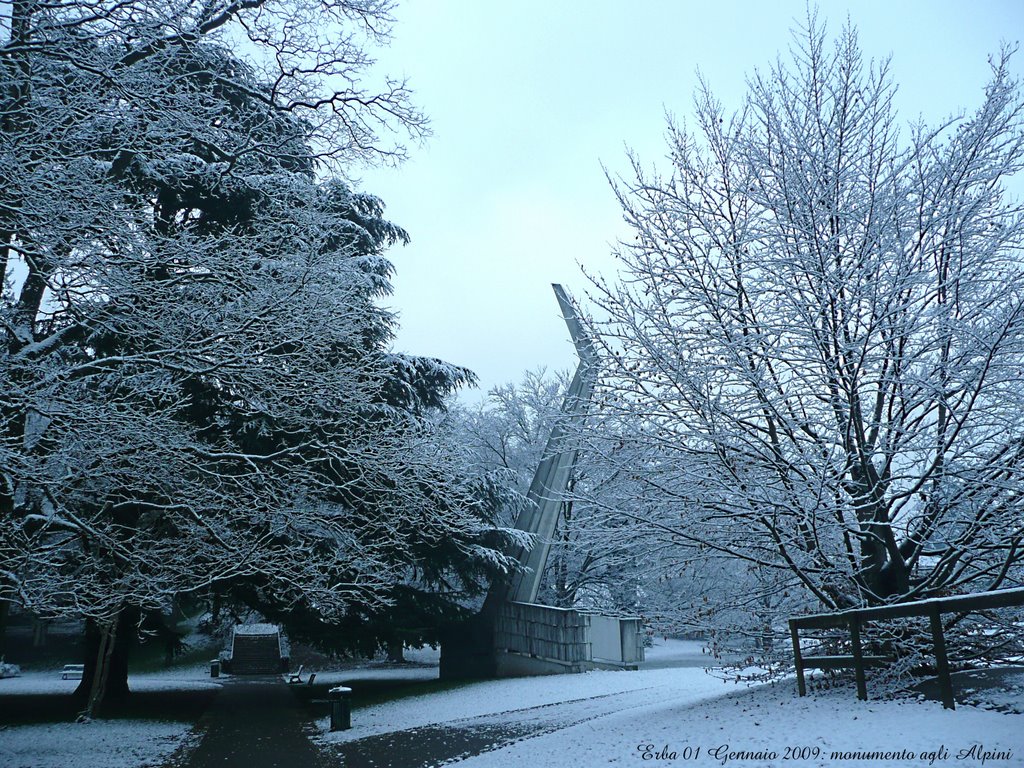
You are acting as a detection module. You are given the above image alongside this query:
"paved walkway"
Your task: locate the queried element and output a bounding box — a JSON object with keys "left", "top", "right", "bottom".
{"left": 166, "top": 674, "right": 632, "bottom": 768}
{"left": 170, "top": 676, "right": 333, "bottom": 768}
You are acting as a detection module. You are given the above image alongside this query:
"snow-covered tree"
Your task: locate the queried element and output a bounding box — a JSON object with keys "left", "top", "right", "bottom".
{"left": 1, "top": 0, "right": 509, "bottom": 716}
{"left": 585, "top": 16, "right": 1024, "bottom": 650}
{"left": 456, "top": 369, "right": 568, "bottom": 526}
{"left": 453, "top": 370, "right": 648, "bottom": 612}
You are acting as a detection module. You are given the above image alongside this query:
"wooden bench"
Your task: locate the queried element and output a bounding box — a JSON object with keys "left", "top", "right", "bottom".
{"left": 61, "top": 664, "right": 84, "bottom": 680}
{"left": 286, "top": 666, "right": 316, "bottom": 685}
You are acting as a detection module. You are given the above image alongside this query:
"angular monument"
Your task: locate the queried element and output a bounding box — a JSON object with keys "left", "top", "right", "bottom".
{"left": 441, "top": 285, "right": 643, "bottom": 678}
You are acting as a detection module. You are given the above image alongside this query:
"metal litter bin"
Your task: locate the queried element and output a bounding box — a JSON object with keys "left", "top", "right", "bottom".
{"left": 329, "top": 686, "right": 351, "bottom": 731}
{"left": 210, "top": 659, "right": 220, "bottom": 678}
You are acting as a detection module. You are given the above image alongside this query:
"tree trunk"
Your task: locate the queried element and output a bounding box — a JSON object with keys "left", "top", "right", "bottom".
{"left": 0, "top": 599, "right": 9, "bottom": 660}
{"left": 84, "top": 616, "right": 118, "bottom": 719}
{"left": 75, "top": 608, "right": 136, "bottom": 717}
{"left": 553, "top": 496, "right": 574, "bottom": 609}
{"left": 31, "top": 616, "right": 48, "bottom": 648}
{"left": 386, "top": 638, "right": 405, "bottom": 663}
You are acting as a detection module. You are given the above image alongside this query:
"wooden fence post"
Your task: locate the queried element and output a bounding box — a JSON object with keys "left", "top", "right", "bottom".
{"left": 929, "top": 607, "right": 955, "bottom": 710}
{"left": 849, "top": 613, "right": 867, "bottom": 701}
{"left": 789, "top": 619, "right": 806, "bottom": 697}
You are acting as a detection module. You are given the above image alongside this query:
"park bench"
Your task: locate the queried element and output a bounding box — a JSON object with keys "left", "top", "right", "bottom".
{"left": 61, "top": 664, "right": 84, "bottom": 680}
{"left": 286, "top": 665, "right": 316, "bottom": 685}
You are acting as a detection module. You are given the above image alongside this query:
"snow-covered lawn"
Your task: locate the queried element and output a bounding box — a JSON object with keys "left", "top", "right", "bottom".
{"left": 0, "top": 720, "right": 194, "bottom": 768}
{"left": 295, "top": 648, "right": 441, "bottom": 689}
{"left": 0, "top": 663, "right": 222, "bottom": 696}
{"left": 451, "top": 672, "right": 1022, "bottom": 767}
{"left": 318, "top": 640, "right": 1024, "bottom": 767}
{"left": 0, "top": 664, "right": 216, "bottom": 768}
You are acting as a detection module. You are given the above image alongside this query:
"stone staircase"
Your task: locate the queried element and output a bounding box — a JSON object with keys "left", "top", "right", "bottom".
{"left": 230, "top": 627, "right": 282, "bottom": 674}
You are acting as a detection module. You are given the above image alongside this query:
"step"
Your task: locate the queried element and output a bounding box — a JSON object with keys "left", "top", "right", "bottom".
{"left": 231, "top": 635, "right": 282, "bottom": 674}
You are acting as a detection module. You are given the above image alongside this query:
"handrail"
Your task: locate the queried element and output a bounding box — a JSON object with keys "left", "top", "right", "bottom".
{"left": 791, "top": 586, "right": 1024, "bottom": 627}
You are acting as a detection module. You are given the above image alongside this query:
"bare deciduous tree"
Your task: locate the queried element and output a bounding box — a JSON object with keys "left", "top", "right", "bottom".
{"left": 585, "top": 16, "right": 1024, "bottom": 650}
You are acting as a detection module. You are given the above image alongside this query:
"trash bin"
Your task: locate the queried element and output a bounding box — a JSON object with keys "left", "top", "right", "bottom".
{"left": 329, "top": 686, "right": 351, "bottom": 731}
{"left": 210, "top": 659, "right": 220, "bottom": 678}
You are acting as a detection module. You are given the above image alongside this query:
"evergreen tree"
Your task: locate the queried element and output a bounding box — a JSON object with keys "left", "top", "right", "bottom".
{"left": 2, "top": 5, "right": 511, "bottom": 715}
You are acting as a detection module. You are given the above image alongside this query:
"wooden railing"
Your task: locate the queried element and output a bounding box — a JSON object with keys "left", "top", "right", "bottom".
{"left": 789, "top": 586, "right": 1024, "bottom": 709}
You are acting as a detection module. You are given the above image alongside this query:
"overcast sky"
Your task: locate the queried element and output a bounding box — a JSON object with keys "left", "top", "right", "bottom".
{"left": 360, "top": 0, "right": 1024, "bottom": 400}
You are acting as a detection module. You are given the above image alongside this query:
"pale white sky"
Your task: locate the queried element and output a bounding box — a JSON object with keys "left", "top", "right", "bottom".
{"left": 358, "top": 0, "right": 1024, "bottom": 400}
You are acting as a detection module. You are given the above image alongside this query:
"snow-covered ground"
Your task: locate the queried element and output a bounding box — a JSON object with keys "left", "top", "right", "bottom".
{"left": 0, "top": 663, "right": 222, "bottom": 696}
{"left": 0, "top": 664, "right": 216, "bottom": 768}
{"left": 0, "top": 720, "right": 194, "bottom": 768}
{"left": 318, "top": 640, "right": 1024, "bottom": 768}
{"left": 298, "top": 645, "right": 442, "bottom": 688}
{"left": 450, "top": 671, "right": 1023, "bottom": 767}
{"left": 2, "top": 641, "right": 1022, "bottom": 767}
